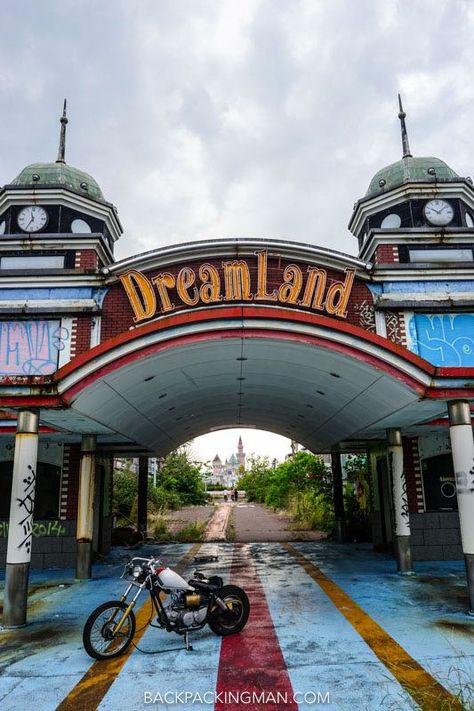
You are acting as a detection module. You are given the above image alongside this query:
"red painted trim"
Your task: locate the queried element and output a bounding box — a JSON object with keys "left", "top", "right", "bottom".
{"left": 436, "top": 367, "right": 474, "bottom": 377}
{"left": 56, "top": 305, "right": 437, "bottom": 380}
{"left": 0, "top": 396, "right": 63, "bottom": 408}
{"left": 423, "top": 388, "right": 474, "bottom": 399}
{"left": 0, "top": 425, "right": 57, "bottom": 434}
{"left": 215, "top": 544, "right": 297, "bottom": 711}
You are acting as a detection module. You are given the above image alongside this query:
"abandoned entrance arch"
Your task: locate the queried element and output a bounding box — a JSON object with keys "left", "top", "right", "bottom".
{"left": 2, "top": 101, "right": 474, "bottom": 626}
{"left": 2, "top": 238, "right": 474, "bottom": 627}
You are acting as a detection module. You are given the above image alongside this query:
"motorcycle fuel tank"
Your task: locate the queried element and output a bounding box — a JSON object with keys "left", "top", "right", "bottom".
{"left": 159, "top": 567, "right": 194, "bottom": 591}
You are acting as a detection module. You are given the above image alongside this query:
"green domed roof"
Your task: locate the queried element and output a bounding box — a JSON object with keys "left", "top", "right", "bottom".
{"left": 366, "top": 156, "right": 459, "bottom": 197}
{"left": 11, "top": 162, "right": 104, "bottom": 201}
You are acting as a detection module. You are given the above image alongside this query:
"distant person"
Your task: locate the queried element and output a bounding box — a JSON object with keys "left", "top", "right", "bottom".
{"left": 223, "top": 489, "right": 228, "bottom": 502}
{"left": 233, "top": 488, "right": 239, "bottom": 502}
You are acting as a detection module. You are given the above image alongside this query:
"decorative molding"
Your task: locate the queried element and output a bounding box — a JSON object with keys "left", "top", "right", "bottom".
{"left": 59, "top": 444, "right": 69, "bottom": 520}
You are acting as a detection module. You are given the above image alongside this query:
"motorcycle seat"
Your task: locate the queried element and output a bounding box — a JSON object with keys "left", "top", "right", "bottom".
{"left": 188, "top": 575, "right": 223, "bottom": 592}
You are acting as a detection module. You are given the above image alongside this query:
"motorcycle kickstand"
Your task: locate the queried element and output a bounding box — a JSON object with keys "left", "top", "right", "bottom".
{"left": 184, "top": 631, "right": 193, "bottom": 652}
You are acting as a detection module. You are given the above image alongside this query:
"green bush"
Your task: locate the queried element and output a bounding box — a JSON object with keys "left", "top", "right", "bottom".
{"left": 148, "top": 486, "right": 182, "bottom": 512}
{"left": 113, "top": 470, "right": 138, "bottom": 517}
{"left": 289, "top": 491, "right": 334, "bottom": 532}
{"left": 238, "top": 451, "right": 333, "bottom": 530}
{"left": 173, "top": 521, "right": 207, "bottom": 542}
{"left": 158, "top": 450, "right": 208, "bottom": 506}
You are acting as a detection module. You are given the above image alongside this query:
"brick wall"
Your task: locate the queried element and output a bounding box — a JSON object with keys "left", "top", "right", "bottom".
{"left": 70, "top": 316, "right": 92, "bottom": 358}
{"left": 374, "top": 244, "right": 399, "bottom": 264}
{"left": 101, "top": 255, "right": 377, "bottom": 340}
{"left": 385, "top": 310, "right": 407, "bottom": 346}
{"left": 74, "top": 249, "right": 99, "bottom": 269}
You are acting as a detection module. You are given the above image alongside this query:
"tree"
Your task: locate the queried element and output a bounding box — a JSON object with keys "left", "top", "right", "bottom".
{"left": 113, "top": 447, "right": 208, "bottom": 520}
{"left": 159, "top": 448, "right": 208, "bottom": 506}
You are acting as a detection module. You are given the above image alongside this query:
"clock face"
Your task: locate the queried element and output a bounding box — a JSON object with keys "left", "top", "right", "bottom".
{"left": 17, "top": 205, "right": 48, "bottom": 233}
{"left": 423, "top": 199, "right": 454, "bottom": 226}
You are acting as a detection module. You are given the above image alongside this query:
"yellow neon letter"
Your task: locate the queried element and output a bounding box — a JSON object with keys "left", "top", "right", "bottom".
{"left": 278, "top": 264, "right": 302, "bottom": 304}
{"left": 176, "top": 267, "right": 199, "bottom": 306}
{"left": 119, "top": 270, "right": 156, "bottom": 323}
{"left": 152, "top": 272, "right": 176, "bottom": 313}
{"left": 199, "top": 263, "right": 222, "bottom": 304}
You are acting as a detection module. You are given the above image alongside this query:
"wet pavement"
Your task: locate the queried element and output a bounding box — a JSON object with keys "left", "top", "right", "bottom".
{"left": 0, "top": 542, "right": 473, "bottom": 710}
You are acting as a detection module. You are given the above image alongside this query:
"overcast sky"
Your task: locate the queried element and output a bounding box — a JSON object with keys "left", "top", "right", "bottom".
{"left": 2, "top": 0, "right": 474, "bottom": 461}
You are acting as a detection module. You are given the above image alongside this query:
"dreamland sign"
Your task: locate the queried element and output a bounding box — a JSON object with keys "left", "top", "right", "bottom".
{"left": 119, "top": 250, "right": 356, "bottom": 323}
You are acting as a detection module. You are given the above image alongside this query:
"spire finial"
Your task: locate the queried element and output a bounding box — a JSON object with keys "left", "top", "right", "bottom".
{"left": 56, "top": 99, "right": 68, "bottom": 164}
{"left": 397, "top": 93, "right": 412, "bottom": 159}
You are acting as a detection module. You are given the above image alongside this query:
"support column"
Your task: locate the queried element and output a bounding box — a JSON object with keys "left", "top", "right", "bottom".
{"left": 331, "top": 449, "right": 345, "bottom": 543}
{"left": 3, "top": 409, "right": 40, "bottom": 628}
{"left": 137, "top": 456, "right": 148, "bottom": 534}
{"left": 386, "top": 428, "right": 412, "bottom": 573}
{"left": 75, "top": 435, "right": 97, "bottom": 580}
{"left": 447, "top": 401, "right": 474, "bottom": 615}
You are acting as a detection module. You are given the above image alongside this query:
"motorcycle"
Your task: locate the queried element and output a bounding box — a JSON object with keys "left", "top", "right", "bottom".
{"left": 82, "top": 555, "right": 250, "bottom": 659}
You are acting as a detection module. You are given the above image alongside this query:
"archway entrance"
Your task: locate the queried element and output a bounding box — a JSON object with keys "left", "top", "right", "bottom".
{"left": 2, "top": 240, "right": 474, "bottom": 627}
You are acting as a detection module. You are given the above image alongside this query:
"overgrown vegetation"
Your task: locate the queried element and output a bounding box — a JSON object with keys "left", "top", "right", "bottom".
{"left": 238, "top": 452, "right": 335, "bottom": 533}
{"left": 113, "top": 447, "right": 208, "bottom": 523}
{"left": 173, "top": 520, "right": 207, "bottom": 542}
{"left": 237, "top": 450, "right": 371, "bottom": 539}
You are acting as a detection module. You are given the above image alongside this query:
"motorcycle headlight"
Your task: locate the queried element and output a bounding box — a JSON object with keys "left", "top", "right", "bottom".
{"left": 132, "top": 565, "right": 142, "bottom": 578}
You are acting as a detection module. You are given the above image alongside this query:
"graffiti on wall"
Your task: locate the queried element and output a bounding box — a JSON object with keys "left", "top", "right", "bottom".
{"left": 0, "top": 520, "right": 66, "bottom": 538}
{"left": 0, "top": 320, "right": 70, "bottom": 375}
{"left": 16, "top": 464, "right": 36, "bottom": 553}
{"left": 407, "top": 313, "right": 474, "bottom": 367}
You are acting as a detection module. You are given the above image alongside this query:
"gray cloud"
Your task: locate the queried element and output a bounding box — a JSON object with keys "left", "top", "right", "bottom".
{"left": 1, "top": 0, "right": 473, "bottom": 260}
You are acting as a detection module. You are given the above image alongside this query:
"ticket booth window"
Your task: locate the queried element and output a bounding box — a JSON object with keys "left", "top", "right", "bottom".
{"left": 0, "top": 461, "right": 61, "bottom": 520}
{"left": 421, "top": 453, "right": 458, "bottom": 512}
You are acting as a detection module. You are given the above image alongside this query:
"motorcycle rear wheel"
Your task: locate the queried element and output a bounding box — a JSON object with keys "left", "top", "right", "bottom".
{"left": 83, "top": 600, "right": 136, "bottom": 660}
{"left": 208, "top": 584, "right": 250, "bottom": 636}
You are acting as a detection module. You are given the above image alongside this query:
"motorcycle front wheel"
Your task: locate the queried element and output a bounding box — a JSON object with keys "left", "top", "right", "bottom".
{"left": 83, "top": 600, "right": 136, "bottom": 660}
{"left": 208, "top": 584, "right": 250, "bottom": 636}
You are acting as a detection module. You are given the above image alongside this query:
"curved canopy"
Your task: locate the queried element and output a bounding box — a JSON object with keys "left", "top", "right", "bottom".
{"left": 40, "top": 308, "right": 453, "bottom": 454}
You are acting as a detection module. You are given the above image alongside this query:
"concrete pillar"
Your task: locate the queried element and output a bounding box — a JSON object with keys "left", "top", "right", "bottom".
{"left": 3, "top": 409, "right": 40, "bottom": 628}
{"left": 331, "top": 450, "right": 345, "bottom": 543}
{"left": 386, "top": 428, "right": 412, "bottom": 573}
{"left": 137, "top": 456, "right": 148, "bottom": 534}
{"left": 447, "top": 400, "right": 474, "bottom": 614}
{"left": 75, "top": 435, "right": 97, "bottom": 580}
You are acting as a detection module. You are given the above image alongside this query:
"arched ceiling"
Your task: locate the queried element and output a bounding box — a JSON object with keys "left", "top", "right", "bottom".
{"left": 39, "top": 317, "right": 453, "bottom": 454}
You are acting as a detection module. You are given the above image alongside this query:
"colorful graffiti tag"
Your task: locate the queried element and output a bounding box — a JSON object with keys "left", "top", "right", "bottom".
{"left": 0, "top": 320, "right": 69, "bottom": 375}
{"left": 407, "top": 313, "right": 474, "bottom": 367}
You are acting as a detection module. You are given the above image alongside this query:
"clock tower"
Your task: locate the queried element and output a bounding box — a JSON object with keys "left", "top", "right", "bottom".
{"left": 0, "top": 100, "right": 122, "bottom": 272}
{"left": 349, "top": 95, "right": 474, "bottom": 267}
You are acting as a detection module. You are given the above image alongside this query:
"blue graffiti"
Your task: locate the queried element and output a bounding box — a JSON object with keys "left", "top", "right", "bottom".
{"left": 413, "top": 314, "right": 474, "bottom": 367}
{"left": 0, "top": 320, "right": 70, "bottom": 375}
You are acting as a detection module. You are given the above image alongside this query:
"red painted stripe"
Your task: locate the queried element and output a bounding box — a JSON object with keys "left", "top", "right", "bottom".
{"left": 215, "top": 544, "right": 297, "bottom": 711}
{"left": 55, "top": 304, "right": 437, "bottom": 381}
